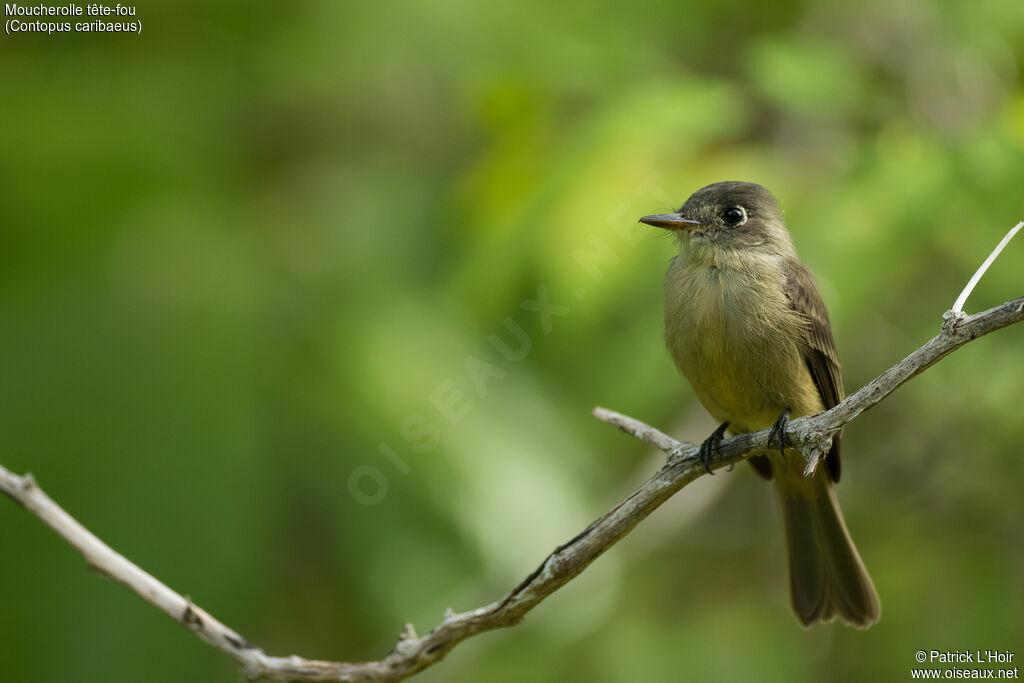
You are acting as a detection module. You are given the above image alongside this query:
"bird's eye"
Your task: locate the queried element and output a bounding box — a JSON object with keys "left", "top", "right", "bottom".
{"left": 722, "top": 206, "right": 746, "bottom": 226}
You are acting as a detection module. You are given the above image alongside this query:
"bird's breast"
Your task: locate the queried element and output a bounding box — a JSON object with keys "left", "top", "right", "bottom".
{"left": 664, "top": 255, "right": 821, "bottom": 431}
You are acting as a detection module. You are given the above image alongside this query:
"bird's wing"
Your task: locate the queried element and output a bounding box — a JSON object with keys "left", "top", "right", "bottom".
{"left": 785, "top": 259, "right": 844, "bottom": 482}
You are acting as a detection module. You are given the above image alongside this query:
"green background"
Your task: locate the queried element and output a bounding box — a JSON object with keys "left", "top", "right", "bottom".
{"left": 2, "top": 1, "right": 1022, "bottom": 681}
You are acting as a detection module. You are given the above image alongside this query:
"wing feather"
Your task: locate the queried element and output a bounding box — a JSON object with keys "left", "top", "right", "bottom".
{"left": 785, "top": 259, "right": 844, "bottom": 483}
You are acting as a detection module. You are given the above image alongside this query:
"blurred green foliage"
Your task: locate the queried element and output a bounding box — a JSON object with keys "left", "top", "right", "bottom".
{"left": 1, "top": 1, "right": 1023, "bottom": 681}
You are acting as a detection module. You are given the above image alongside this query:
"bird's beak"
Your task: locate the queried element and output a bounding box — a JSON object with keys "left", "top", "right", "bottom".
{"left": 639, "top": 213, "right": 702, "bottom": 230}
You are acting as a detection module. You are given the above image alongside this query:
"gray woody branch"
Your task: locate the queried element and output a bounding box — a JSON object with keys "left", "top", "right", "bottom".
{"left": 2, "top": 295, "right": 1022, "bottom": 679}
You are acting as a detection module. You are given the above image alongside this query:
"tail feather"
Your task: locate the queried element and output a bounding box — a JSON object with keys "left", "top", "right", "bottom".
{"left": 777, "top": 479, "right": 880, "bottom": 629}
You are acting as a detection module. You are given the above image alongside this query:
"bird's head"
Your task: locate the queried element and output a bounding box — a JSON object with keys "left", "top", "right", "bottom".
{"left": 640, "top": 181, "right": 792, "bottom": 255}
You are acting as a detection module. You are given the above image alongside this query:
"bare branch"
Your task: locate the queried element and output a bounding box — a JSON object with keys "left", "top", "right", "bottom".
{"left": 0, "top": 466, "right": 353, "bottom": 680}
{"left": 2, "top": 291, "right": 1022, "bottom": 681}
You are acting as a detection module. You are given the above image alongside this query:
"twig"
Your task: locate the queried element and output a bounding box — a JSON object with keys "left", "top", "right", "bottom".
{"left": 589, "top": 408, "right": 689, "bottom": 453}
{"left": 951, "top": 221, "right": 1022, "bottom": 314}
{"left": 3, "top": 233, "right": 1024, "bottom": 681}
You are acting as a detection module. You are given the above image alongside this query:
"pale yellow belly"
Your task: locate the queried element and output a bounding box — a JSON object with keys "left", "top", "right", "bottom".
{"left": 668, "top": 327, "right": 822, "bottom": 432}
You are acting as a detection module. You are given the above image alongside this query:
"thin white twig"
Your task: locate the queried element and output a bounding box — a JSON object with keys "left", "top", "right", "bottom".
{"left": 951, "top": 221, "right": 1023, "bottom": 313}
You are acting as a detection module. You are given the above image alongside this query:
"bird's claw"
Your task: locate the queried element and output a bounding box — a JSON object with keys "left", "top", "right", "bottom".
{"left": 768, "top": 408, "right": 791, "bottom": 458}
{"left": 698, "top": 422, "right": 729, "bottom": 475}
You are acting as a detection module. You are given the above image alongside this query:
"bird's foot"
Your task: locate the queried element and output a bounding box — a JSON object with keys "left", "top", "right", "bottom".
{"left": 768, "top": 408, "right": 791, "bottom": 458}
{"left": 698, "top": 421, "right": 730, "bottom": 475}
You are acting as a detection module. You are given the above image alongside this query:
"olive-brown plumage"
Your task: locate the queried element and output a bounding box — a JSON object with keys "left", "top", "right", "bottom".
{"left": 641, "top": 181, "right": 880, "bottom": 628}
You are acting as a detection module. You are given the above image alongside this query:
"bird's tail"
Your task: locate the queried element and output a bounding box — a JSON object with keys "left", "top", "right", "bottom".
{"left": 775, "top": 476, "right": 880, "bottom": 628}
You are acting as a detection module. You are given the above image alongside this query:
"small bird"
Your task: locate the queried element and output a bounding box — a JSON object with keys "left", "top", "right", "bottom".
{"left": 640, "top": 181, "right": 880, "bottom": 628}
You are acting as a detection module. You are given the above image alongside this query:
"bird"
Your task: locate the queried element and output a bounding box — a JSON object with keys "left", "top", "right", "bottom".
{"left": 640, "top": 181, "right": 880, "bottom": 628}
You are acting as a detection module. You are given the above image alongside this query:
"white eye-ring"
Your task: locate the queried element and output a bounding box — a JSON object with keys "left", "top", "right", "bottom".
{"left": 721, "top": 206, "right": 747, "bottom": 226}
